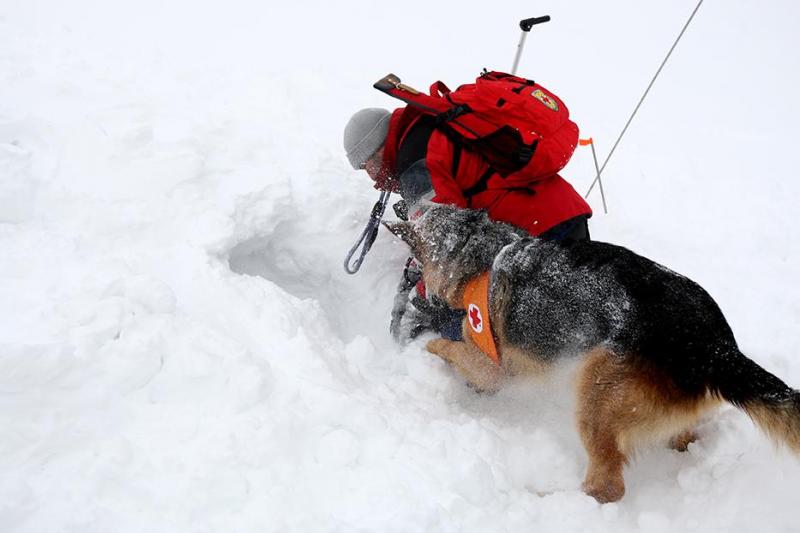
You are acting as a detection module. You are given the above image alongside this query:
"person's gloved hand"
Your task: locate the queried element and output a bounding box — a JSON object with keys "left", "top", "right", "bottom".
{"left": 390, "top": 259, "right": 466, "bottom": 343}
{"left": 407, "top": 296, "right": 464, "bottom": 340}
{"left": 390, "top": 259, "right": 422, "bottom": 343}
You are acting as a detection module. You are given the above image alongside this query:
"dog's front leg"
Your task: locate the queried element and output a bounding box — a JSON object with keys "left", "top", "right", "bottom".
{"left": 426, "top": 338, "right": 505, "bottom": 393}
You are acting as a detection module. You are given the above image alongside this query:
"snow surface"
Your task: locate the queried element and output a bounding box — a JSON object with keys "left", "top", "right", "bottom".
{"left": 2, "top": 0, "right": 800, "bottom": 531}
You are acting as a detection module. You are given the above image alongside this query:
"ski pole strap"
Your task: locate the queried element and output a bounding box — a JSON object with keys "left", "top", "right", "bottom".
{"left": 343, "top": 191, "right": 391, "bottom": 274}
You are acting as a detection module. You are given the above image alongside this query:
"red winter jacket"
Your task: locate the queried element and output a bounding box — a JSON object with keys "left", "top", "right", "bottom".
{"left": 375, "top": 107, "right": 592, "bottom": 236}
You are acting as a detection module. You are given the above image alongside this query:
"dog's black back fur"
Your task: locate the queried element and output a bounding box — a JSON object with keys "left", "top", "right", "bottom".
{"left": 494, "top": 237, "right": 740, "bottom": 396}
{"left": 414, "top": 205, "right": 793, "bottom": 402}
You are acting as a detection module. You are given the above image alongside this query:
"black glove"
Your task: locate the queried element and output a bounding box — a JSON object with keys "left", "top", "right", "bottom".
{"left": 390, "top": 258, "right": 466, "bottom": 343}
{"left": 406, "top": 295, "right": 461, "bottom": 340}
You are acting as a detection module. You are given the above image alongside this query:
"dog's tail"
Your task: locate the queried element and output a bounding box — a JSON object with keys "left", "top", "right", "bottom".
{"left": 709, "top": 347, "right": 800, "bottom": 452}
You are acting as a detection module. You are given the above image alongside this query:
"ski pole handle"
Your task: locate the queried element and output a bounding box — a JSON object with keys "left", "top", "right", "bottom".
{"left": 520, "top": 16, "right": 550, "bottom": 32}
{"left": 512, "top": 15, "right": 550, "bottom": 75}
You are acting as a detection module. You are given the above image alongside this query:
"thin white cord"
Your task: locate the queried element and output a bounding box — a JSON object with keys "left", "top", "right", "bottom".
{"left": 585, "top": 0, "right": 705, "bottom": 199}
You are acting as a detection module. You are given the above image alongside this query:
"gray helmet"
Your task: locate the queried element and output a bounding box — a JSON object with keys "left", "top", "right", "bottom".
{"left": 343, "top": 108, "right": 391, "bottom": 170}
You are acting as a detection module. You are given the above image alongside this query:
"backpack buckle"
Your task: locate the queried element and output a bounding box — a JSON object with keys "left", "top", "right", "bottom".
{"left": 516, "top": 141, "right": 538, "bottom": 165}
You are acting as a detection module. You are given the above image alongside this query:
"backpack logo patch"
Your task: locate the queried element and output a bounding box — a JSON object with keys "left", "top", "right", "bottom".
{"left": 532, "top": 89, "right": 559, "bottom": 112}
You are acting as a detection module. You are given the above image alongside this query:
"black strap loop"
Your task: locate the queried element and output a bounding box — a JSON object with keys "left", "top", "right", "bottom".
{"left": 463, "top": 167, "right": 496, "bottom": 205}
{"left": 516, "top": 139, "right": 538, "bottom": 165}
{"left": 511, "top": 80, "right": 535, "bottom": 94}
{"left": 435, "top": 104, "right": 472, "bottom": 125}
{"left": 451, "top": 140, "right": 463, "bottom": 178}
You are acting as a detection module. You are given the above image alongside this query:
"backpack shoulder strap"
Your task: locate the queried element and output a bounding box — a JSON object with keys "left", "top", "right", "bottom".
{"left": 462, "top": 167, "right": 496, "bottom": 206}
{"left": 374, "top": 73, "right": 537, "bottom": 177}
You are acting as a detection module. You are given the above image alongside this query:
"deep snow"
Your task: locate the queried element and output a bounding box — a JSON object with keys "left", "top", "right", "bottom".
{"left": 2, "top": 0, "right": 800, "bottom": 531}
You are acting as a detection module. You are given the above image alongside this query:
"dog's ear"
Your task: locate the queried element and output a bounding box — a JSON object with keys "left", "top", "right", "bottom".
{"left": 382, "top": 221, "right": 420, "bottom": 252}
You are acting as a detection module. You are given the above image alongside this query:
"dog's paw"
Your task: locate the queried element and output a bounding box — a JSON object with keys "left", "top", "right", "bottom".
{"left": 426, "top": 338, "right": 453, "bottom": 360}
{"left": 582, "top": 477, "right": 625, "bottom": 504}
{"left": 669, "top": 429, "right": 698, "bottom": 452}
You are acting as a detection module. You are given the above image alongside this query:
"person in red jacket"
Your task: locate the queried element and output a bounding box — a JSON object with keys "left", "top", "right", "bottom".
{"left": 344, "top": 106, "right": 592, "bottom": 341}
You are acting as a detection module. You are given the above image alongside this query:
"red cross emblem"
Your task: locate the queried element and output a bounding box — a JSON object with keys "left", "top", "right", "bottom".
{"left": 532, "top": 88, "right": 559, "bottom": 112}
{"left": 468, "top": 303, "right": 483, "bottom": 333}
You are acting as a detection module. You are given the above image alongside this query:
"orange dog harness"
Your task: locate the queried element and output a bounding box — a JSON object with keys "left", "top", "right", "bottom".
{"left": 462, "top": 272, "right": 500, "bottom": 365}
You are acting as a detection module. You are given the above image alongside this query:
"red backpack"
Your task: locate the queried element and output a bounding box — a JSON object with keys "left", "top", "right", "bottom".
{"left": 375, "top": 71, "right": 579, "bottom": 188}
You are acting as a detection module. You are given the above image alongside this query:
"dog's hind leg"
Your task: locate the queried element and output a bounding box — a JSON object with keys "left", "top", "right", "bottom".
{"left": 426, "top": 338, "right": 505, "bottom": 393}
{"left": 579, "top": 424, "right": 627, "bottom": 503}
{"left": 576, "top": 348, "right": 717, "bottom": 502}
{"left": 575, "top": 348, "right": 629, "bottom": 503}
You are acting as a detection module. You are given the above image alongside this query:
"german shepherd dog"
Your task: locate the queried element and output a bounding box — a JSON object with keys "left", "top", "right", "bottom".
{"left": 385, "top": 204, "right": 800, "bottom": 503}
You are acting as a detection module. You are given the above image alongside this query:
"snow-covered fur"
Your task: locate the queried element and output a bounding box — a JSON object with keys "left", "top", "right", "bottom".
{"left": 387, "top": 204, "right": 800, "bottom": 503}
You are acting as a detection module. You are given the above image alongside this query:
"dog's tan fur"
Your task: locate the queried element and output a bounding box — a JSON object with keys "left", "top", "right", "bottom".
{"left": 574, "top": 348, "right": 720, "bottom": 501}
{"left": 745, "top": 403, "right": 800, "bottom": 452}
{"left": 427, "top": 329, "right": 719, "bottom": 503}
